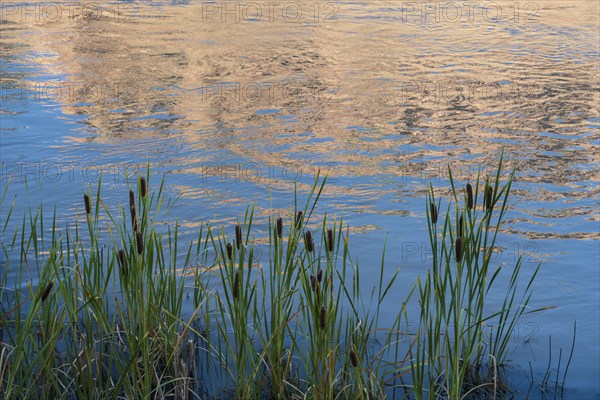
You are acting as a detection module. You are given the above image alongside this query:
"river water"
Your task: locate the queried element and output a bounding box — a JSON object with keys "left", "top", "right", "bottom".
{"left": 1, "top": 1, "right": 599, "bottom": 397}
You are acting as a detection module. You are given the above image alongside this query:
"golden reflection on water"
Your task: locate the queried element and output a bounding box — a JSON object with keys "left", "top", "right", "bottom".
{"left": 1, "top": 1, "right": 599, "bottom": 227}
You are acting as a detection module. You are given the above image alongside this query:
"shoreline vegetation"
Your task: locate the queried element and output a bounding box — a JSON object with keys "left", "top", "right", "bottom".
{"left": 0, "top": 155, "right": 571, "bottom": 399}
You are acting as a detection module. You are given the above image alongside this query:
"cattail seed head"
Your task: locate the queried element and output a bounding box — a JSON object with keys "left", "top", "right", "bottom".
{"left": 84, "top": 194, "right": 91, "bottom": 214}
{"left": 41, "top": 281, "right": 53, "bottom": 302}
{"left": 327, "top": 229, "right": 334, "bottom": 253}
{"left": 235, "top": 225, "right": 243, "bottom": 250}
{"left": 466, "top": 183, "right": 474, "bottom": 210}
{"left": 317, "top": 269, "right": 323, "bottom": 283}
{"left": 226, "top": 243, "right": 233, "bottom": 261}
{"left": 140, "top": 177, "right": 147, "bottom": 198}
{"left": 349, "top": 349, "right": 359, "bottom": 368}
{"left": 485, "top": 185, "right": 493, "bottom": 211}
{"left": 430, "top": 201, "right": 438, "bottom": 224}
{"left": 295, "top": 211, "right": 303, "bottom": 228}
{"left": 136, "top": 231, "right": 144, "bottom": 255}
{"left": 129, "top": 190, "right": 135, "bottom": 210}
{"left": 455, "top": 237, "right": 463, "bottom": 263}
{"left": 276, "top": 217, "right": 283, "bottom": 238}
{"left": 319, "top": 306, "right": 326, "bottom": 329}
{"left": 458, "top": 215, "right": 464, "bottom": 238}
{"left": 130, "top": 205, "right": 138, "bottom": 232}
{"left": 310, "top": 274, "right": 316, "bottom": 291}
{"left": 118, "top": 249, "right": 128, "bottom": 278}
{"left": 232, "top": 270, "right": 240, "bottom": 300}
{"left": 304, "top": 231, "right": 314, "bottom": 252}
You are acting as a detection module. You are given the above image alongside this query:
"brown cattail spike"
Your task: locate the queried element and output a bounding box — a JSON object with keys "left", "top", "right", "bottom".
{"left": 118, "top": 249, "right": 128, "bottom": 277}
{"left": 295, "top": 211, "right": 303, "bottom": 228}
{"left": 130, "top": 205, "right": 138, "bottom": 232}
{"left": 41, "top": 281, "right": 53, "bottom": 302}
{"left": 466, "top": 183, "right": 474, "bottom": 210}
{"left": 455, "top": 237, "right": 463, "bottom": 263}
{"left": 319, "top": 306, "right": 326, "bottom": 329}
{"left": 129, "top": 190, "right": 135, "bottom": 209}
{"left": 304, "top": 231, "right": 314, "bottom": 252}
{"left": 140, "top": 177, "right": 147, "bottom": 198}
{"left": 84, "top": 194, "right": 91, "bottom": 214}
{"left": 276, "top": 217, "right": 283, "bottom": 238}
{"left": 349, "top": 349, "right": 359, "bottom": 368}
{"left": 136, "top": 231, "right": 144, "bottom": 255}
{"left": 310, "top": 274, "right": 316, "bottom": 291}
{"left": 233, "top": 270, "right": 240, "bottom": 300}
{"left": 317, "top": 269, "right": 323, "bottom": 283}
{"left": 226, "top": 243, "right": 233, "bottom": 261}
{"left": 235, "top": 225, "right": 243, "bottom": 250}
{"left": 430, "top": 201, "right": 438, "bottom": 224}
{"left": 458, "top": 215, "right": 464, "bottom": 238}
{"left": 485, "top": 185, "right": 493, "bottom": 211}
{"left": 327, "top": 229, "right": 334, "bottom": 253}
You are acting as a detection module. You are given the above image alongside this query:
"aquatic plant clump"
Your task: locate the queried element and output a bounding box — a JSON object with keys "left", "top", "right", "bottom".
{"left": 0, "top": 158, "right": 557, "bottom": 399}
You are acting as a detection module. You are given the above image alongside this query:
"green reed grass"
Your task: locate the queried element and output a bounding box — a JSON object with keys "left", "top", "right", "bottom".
{"left": 0, "top": 158, "right": 559, "bottom": 399}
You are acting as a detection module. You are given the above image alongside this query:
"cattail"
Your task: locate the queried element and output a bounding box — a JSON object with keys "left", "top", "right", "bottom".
{"left": 327, "top": 229, "right": 334, "bottom": 253}
{"left": 349, "top": 349, "right": 359, "bottom": 368}
{"left": 41, "top": 281, "right": 53, "bottom": 302}
{"left": 129, "top": 189, "right": 135, "bottom": 209}
{"left": 232, "top": 270, "right": 240, "bottom": 300}
{"left": 136, "top": 231, "right": 144, "bottom": 255}
{"left": 319, "top": 306, "right": 326, "bottom": 329}
{"left": 84, "top": 194, "right": 91, "bottom": 214}
{"left": 310, "top": 274, "right": 317, "bottom": 291}
{"left": 140, "top": 177, "right": 147, "bottom": 198}
{"left": 235, "top": 224, "right": 243, "bottom": 250}
{"left": 430, "top": 201, "right": 438, "bottom": 224}
{"left": 295, "top": 211, "right": 303, "bottom": 228}
{"left": 458, "top": 215, "right": 464, "bottom": 238}
{"left": 455, "top": 237, "right": 462, "bottom": 263}
{"left": 466, "top": 183, "right": 473, "bottom": 210}
{"left": 276, "top": 217, "right": 283, "bottom": 238}
{"left": 118, "top": 249, "right": 128, "bottom": 277}
{"left": 317, "top": 269, "right": 323, "bottom": 283}
{"left": 226, "top": 243, "right": 233, "bottom": 261}
{"left": 485, "top": 185, "right": 493, "bottom": 211}
{"left": 304, "top": 231, "right": 314, "bottom": 252}
{"left": 130, "top": 205, "right": 138, "bottom": 232}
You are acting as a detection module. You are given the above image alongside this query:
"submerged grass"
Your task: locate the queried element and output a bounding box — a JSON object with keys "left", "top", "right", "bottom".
{"left": 0, "top": 157, "right": 561, "bottom": 399}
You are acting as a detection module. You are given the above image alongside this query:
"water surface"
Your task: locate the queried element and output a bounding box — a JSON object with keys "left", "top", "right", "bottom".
{"left": 1, "top": 1, "right": 599, "bottom": 397}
